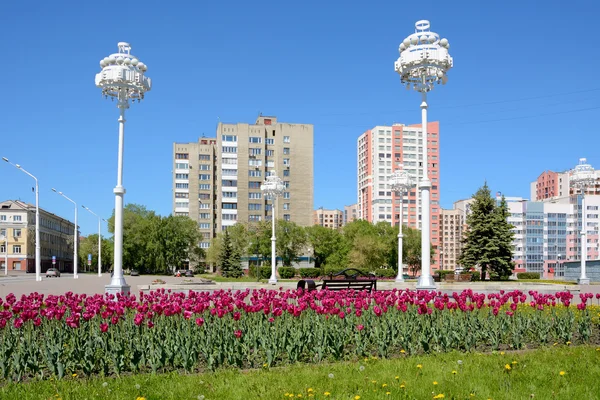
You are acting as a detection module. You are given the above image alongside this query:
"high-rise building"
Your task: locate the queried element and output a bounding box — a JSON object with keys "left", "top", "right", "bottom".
{"left": 357, "top": 122, "right": 441, "bottom": 266}
{"left": 0, "top": 200, "right": 76, "bottom": 272}
{"left": 439, "top": 208, "right": 463, "bottom": 270}
{"left": 313, "top": 208, "right": 344, "bottom": 229}
{"left": 531, "top": 169, "right": 600, "bottom": 202}
{"left": 173, "top": 116, "right": 314, "bottom": 249}
{"left": 343, "top": 204, "right": 358, "bottom": 225}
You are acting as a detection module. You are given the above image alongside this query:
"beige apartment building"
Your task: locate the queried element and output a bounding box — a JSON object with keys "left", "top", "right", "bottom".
{"left": 313, "top": 208, "right": 344, "bottom": 229}
{"left": 438, "top": 198, "right": 474, "bottom": 271}
{"left": 344, "top": 204, "right": 358, "bottom": 225}
{"left": 0, "top": 200, "right": 76, "bottom": 272}
{"left": 173, "top": 115, "right": 314, "bottom": 249}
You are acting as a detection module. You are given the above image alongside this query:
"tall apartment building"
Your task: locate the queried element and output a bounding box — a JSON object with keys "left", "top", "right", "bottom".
{"left": 313, "top": 208, "right": 344, "bottom": 229}
{"left": 173, "top": 116, "right": 314, "bottom": 249}
{"left": 343, "top": 204, "right": 358, "bottom": 225}
{"left": 531, "top": 166, "right": 600, "bottom": 202}
{"left": 438, "top": 198, "right": 474, "bottom": 271}
{"left": 357, "top": 122, "right": 441, "bottom": 266}
{"left": 0, "top": 200, "right": 76, "bottom": 272}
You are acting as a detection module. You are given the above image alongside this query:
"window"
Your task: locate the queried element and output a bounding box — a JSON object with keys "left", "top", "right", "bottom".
{"left": 199, "top": 164, "right": 211, "bottom": 170}
{"left": 175, "top": 183, "right": 189, "bottom": 189}
{"left": 249, "top": 137, "right": 262, "bottom": 143}
{"left": 222, "top": 203, "right": 237, "bottom": 209}
{"left": 283, "top": 181, "right": 290, "bottom": 189}
{"left": 175, "top": 153, "right": 189, "bottom": 159}
{"left": 250, "top": 148, "right": 262, "bottom": 156}
{"left": 283, "top": 203, "right": 290, "bottom": 210}
{"left": 222, "top": 157, "right": 237, "bottom": 165}
{"left": 221, "top": 135, "right": 237, "bottom": 142}
{"left": 223, "top": 191, "right": 237, "bottom": 198}
{"left": 284, "top": 214, "right": 291, "bottom": 221}
{"left": 199, "top": 193, "right": 211, "bottom": 200}
{"left": 222, "top": 146, "right": 237, "bottom": 153}
{"left": 199, "top": 242, "right": 210, "bottom": 249}
{"left": 283, "top": 136, "right": 290, "bottom": 143}
{"left": 0, "top": 244, "right": 4, "bottom": 253}
{"left": 283, "top": 147, "right": 290, "bottom": 155}
{"left": 266, "top": 138, "right": 274, "bottom": 145}
{"left": 175, "top": 163, "right": 189, "bottom": 169}
{"left": 222, "top": 180, "right": 237, "bottom": 187}
{"left": 199, "top": 184, "right": 211, "bottom": 190}
{"left": 175, "top": 173, "right": 189, "bottom": 179}
{"left": 199, "top": 154, "right": 211, "bottom": 161}
{"left": 199, "top": 223, "right": 210, "bottom": 229}
{"left": 249, "top": 170, "right": 262, "bottom": 177}
{"left": 249, "top": 215, "right": 262, "bottom": 222}
{"left": 248, "top": 181, "right": 261, "bottom": 189}
{"left": 0, "top": 228, "right": 5, "bottom": 236}
{"left": 222, "top": 214, "right": 237, "bottom": 221}
{"left": 175, "top": 201, "right": 189, "bottom": 208}
{"left": 248, "top": 204, "right": 262, "bottom": 211}
{"left": 283, "top": 192, "right": 290, "bottom": 199}
{"left": 13, "top": 245, "right": 21, "bottom": 254}
{"left": 266, "top": 150, "right": 274, "bottom": 157}
{"left": 249, "top": 192, "right": 262, "bottom": 199}
{"left": 221, "top": 169, "right": 237, "bottom": 176}
{"left": 0, "top": 215, "right": 5, "bottom": 221}
{"left": 13, "top": 215, "right": 22, "bottom": 222}
{"left": 199, "top": 203, "right": 210, "bottom": 209}
{"left": 283, "top": 169, "right": 290, "bottom": 177}
{"left": 283, "top": 158, "right": 290, "bottom": 166}
{"left": 248, "top": 159, "right": 262, "bottom": 167}
{"left": 199, "top": 213, "right": 211, "bottom": 219}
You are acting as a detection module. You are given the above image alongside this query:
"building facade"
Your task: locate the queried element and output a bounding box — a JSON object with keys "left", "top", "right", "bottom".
{"left": 530, "top": 168, "right": 600, "bottom": 202}
{"left": 357, "top": 122, "right": 441, "bottom": 266}
{"left": 173, "top": 116, "right": 314, "bottom": 249}
{"left": 313, "top": 208, "right": 344, "bottom": 229}
{"left": 0, "top": 200, "right": 76, "bottom": 272}
{"left": 343, "top": 204, "right": 358, "bottom": 225}
{"left": 439, "top": 208, "right": 463, "bottom": 270}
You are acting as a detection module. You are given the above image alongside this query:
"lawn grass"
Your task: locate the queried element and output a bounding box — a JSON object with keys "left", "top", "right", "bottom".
{"left": 2, "top": 346, "right": 599, "bottom": 400}
{"left": 516, "top": 279, "right": 578, "bottom": 285}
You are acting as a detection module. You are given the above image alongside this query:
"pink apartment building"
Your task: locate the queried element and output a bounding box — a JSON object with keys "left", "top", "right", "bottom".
{"left": 357, "top": 122, "right": 441, "bottom": 269}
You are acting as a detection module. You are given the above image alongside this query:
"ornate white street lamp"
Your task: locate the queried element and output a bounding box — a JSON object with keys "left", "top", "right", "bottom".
{"left": 388, "top": 165, "right": 415, "bottom": 283}
{"left": 2, "top": 157, "right": 42, "bottom": 281}
{"left": 570, "top": 158, "right": 595, "bottom": 285}
{"left": 52, "top": 189, "right": 78, "bottom": 279}
{"left": 82, "top": 205, "right": 107, "bottom": 277}
{"left": 95, "top": 42, "right": 151, "bottom": 296}
{"left": 395, "top": 20, "right": 453, "bottom": 290}
{"left": 261, "top": 172, "right": 285, "bottom": 285}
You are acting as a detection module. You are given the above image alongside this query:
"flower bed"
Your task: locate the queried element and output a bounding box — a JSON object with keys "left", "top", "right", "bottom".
{"left": 0, "top": 289, "right": 599, "bottom": 381}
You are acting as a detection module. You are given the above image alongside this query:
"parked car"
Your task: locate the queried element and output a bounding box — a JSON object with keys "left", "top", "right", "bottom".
{"left": 46, "top": 268, "right": 61, "bottom": 278}
{"left": 130, "top": 270, "right": 140, "bottom": 276}
{"left": 174, "top": 269, "right": 194, "bottom": 277}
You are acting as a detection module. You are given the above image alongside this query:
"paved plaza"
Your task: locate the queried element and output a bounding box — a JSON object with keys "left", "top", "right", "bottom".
{"left": 1, "top": 271, "right": 599, "bottom": 299}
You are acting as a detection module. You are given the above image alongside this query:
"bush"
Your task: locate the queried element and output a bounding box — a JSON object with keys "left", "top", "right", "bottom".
{"left": 299, "top": 268, "right": 321, "bottom": 278}
{"left": 437, "top": 270, "right": 455, "bottom": 279}
{"left": 375, "top": 268, "right": 396, "bottom": 278}
{"left": 517, "top": 272, "right": 540, "bottom": 280}
{"left": 470, "top": 271, "right": 481, "bottom": 281}
{"left": 324, "top": 266, "right": 372, "bottom": 277}
{"left": 489, "top": 272, "right": 511, "bottom": 281}
{"left": 248, "top": 265, "right": 272, "bottom": 279}
{"left": 278, "top": 267, "right": 296, "bottom": 279}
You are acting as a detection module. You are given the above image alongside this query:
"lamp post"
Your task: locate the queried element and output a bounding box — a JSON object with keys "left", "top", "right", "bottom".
{"left": 388, "top": 165, "right": 415, "bottom": 283}
{"left": 395, "top": 20, "right": 453, "bottom": 290}
{"left": 557, "top": 253, "right": 562, "bottom": 278}
{"left": 95, "top": 42, "right": 151, "bottom": 296}
{"left": 82, "top": 206, "right": 106, "bottom": 277}
{"left": 0, "top": 234, "right": 7, "bottom": 276}
{"left": 570, "top": 158, "right": 595, "bottom": 285}
{"left": 261, "top": 172, "right": 285, "bottom": 285}
{"left": 52, "top": 189, "right": 78, "bottom": 279}
{"left": 2, "top": 157, "right": 42, "bottom": 281}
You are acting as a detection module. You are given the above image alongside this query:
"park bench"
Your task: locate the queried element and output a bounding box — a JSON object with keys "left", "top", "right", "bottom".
{"left": 443, "top": 273, "right": 472, "bottom": 282}
{"left": 297, "top": 268, "right": 378, "bottom": 292}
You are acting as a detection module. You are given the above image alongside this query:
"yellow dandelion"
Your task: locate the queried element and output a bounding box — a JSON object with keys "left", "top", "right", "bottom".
{"left": 566, "top": 341, "right": 571, "bottom": 345}
{"left": 512, "top": 361, "right": 517, "bottom": 365}
{"left": 400, "top": 384, "right": 406, "bottom": 389}
{"left": 395, "top": 376, "right": 399, "bottom": 380}
{"left": 505, "top": 364, "right": 511, "bottom": 371}
{"left": 553, "top": 343, "right": 558, "bottom": 346}
{"left": 263, "top": 363, "right": 268, "bottom": 367}
{"left": 433, "top": 394, "right": 445, "bottom": 399}
{"left": 297, "top": 395, "right": 303, "bottom": 398}
{"left": 386, "top": 392, "right": 391, "bottom": 395}
{"left": 307, "top": 389, "right": 314, "bottom": 393}
{"left": 355, "top": 396, "right": 361, "bottom": 400}
{"left": 433, "top": 381, "right": 438, "bottom": 385}
{"left": 417, "top": 364, "right": 423, "bottom": 369}
{"left": 324, "top": 393, "right": 331, "bottom": 397}
{"left": 382, "top": 384, "right": 388, "bottom": 388}
{"left": 72, "top": 373, "right": 77, "bottom": 378}
{"left": 452, "top": 370, "right": 457, "bottom": 375}
{"left": 400, "top": 349, "right": 406, "bottom": 353}
{"left": 500, "top": 351, "right": 505, "bottom": 355}
{"left": 136, "top": 397, "right": 146, "bottom": 400}
{"left": 559, "top": 371, "right": 566, "bottom": 376}
{"left": 470, "top": 394, "right": 476, "bottom": 398}
{"left": 371, "top": 380, "right": 377, "bottom": 384}
{"left": 308, "top": 395, "right": 314, "bottom": 398}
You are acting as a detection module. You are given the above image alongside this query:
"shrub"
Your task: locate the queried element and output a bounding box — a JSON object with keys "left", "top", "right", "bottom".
{"left": 278, "top": 267, "right": 296, "bottom": 279}
{"left": 517, "top": 272, "right": 540, "bottom": 280}
{"left": 375, "top": 268, "right": 396, "bottom": 278}
{"left": 490, "top": 272, "right": 510, "bottom": 281}
{"left": 249, "top": 265, "right": 272, "bottom": 279}
{"left": 470, "top": 271, "right": 481, "bottom": 281}
{"left": 299, "top": 268, "right": 321, "bottom": 278}
{"left": 324, "top": 266, "right": 372, "bottom": 277}
{"left": 437, "top": 270, "right": 455, "bottom": 279}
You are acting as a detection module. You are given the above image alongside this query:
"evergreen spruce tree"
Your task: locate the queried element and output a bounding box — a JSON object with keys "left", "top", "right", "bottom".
{"left": 459, "top": 182, "right": 515, "bottom": 279}
{"left": 218, "top": 229, "right": 243, "bottom": 278}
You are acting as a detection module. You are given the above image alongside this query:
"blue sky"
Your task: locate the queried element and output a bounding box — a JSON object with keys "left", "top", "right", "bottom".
{"left": 1, "top": 0, "right": 599, "bottom": 236}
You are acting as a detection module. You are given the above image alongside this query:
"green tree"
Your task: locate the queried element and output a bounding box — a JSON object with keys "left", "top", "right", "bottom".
{"left": 275, "top": 220, "right": 307, "bottom": 267}
{"left": 305, "top": 225, "right": 346, "bottom": 270}
{"left": 402, "top": 225, "right": 424, "bottom": 277}
{"left": 78, "top": 234, "right": 113, "bottom": 273}
{"left": 459, "top": 183, "right": 515, "bottom": 279}
{"left": 218, "top": 229, "right": 242, "bottom": 277}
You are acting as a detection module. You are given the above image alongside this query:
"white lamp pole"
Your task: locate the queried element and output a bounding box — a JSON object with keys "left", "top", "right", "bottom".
{"left": 395, "top": 20, "right": 452, "bottom": 290}
{"left": 2, "top": 157, "right": 42, "bottom": 281}
{"left": 388, "top": 165, "right": 415, "bottom": 283}
{"left": 261, "top": 172, "right": 285, "bottom": 285}
{"left": 570, "top": 158, "right": 595, "bottom": 285}
{"left": 95, "top": 42, "right": 151, "bottom": 296}
{"left": 52, "top": 189, "right": 78, "bottom": 279}
{"left": 82, "top": 206, "right": 106, "bottom": 277}
{"left": 0, "top": 234, "right": 7, "bottom": 276}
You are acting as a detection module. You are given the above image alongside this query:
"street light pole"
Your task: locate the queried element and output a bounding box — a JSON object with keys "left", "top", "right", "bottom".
{"left": 2, "top": 157, "right": 42, "bottom": 281}
{"left": 261, "top": 172, "right": 285, "bottom": 285}
{"left": 95, "top": 42, "right": 151, "bottom": 296}
{"left": 395, "top": 20, "right": 452, "bottom": 290}
{"left": 570, "top": 158, "right": 594, "bottom": 285}
{"left": 82, "top": 205, "right": 106, "bottom": 277}
{"left": 388, "top": 165, "right": 415, "bottom": 283}
{"left": 52, "top": 189, "right": 78, "bottom": 279}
